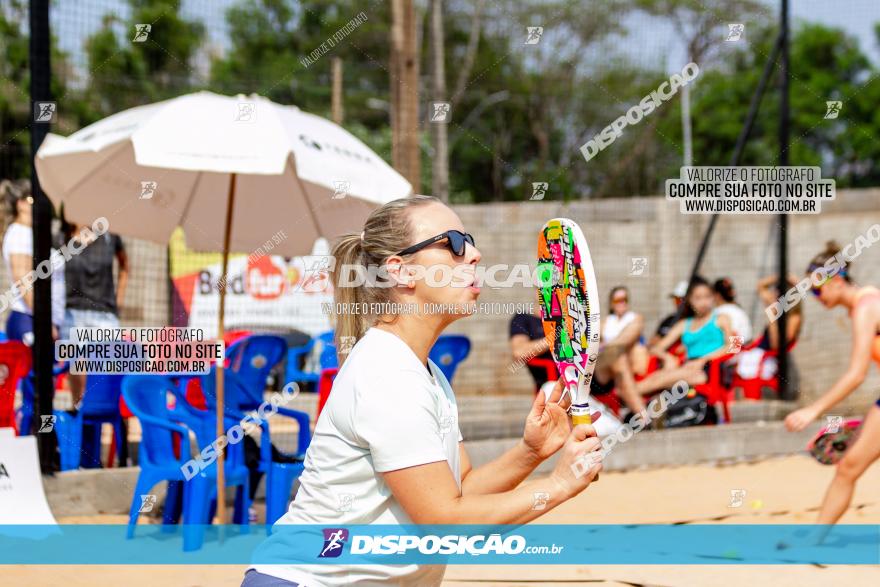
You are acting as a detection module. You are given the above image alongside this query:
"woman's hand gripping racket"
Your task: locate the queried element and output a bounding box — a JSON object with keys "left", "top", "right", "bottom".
{"left": 536, "top": 218, "right": 602, "bottom": 428}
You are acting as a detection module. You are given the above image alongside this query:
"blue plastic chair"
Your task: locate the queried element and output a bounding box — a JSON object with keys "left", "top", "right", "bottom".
{"left": 197, "top": 367, "right": 310, "bottom": 529}
{"left": 226, "top": 334, "right": 289, "bottom": 409}
{"left": 51, "top": 374, "right": 127, "bottom": 470}
{"left": 122, "top": 374, "right": 250, "bottom": 551}
{"left": 429, "top": 334, "right": 471, "bottom": 384}
{"left": 284, "top": 330, "right": 337, "bottom": 388}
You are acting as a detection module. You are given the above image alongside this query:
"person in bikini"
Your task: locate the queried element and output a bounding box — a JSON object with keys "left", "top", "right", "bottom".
{"left": 784, "top": 241, "right": 880, "bottom": 533}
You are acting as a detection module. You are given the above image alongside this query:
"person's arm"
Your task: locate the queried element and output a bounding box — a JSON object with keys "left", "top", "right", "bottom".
{"left": 611, "top": 313, "right": 644, "bottom": 349}
{"left": 459, "top": 441, "right": 539, "bottom": 495}
{"left": 510, "top": 334, "right": 549, "bottom": 363}
{"left": 459, "top": 379, "right": 573, "bottom": 495}
{"left": 649, "top": 320, "right": 685, "bottom": 365}
{"left": 115, "top": 243, "right": 129, "bottom": 311}
{"left": 767, "top": 312, "right": 802, "bottom": 350}
{"left": 383, "top": 424, "right": 602, "bottom": 525}
{"left": 9, "top": 253, "right": 34, "bottom": 310}
{"left": 785, "top": 305, "right": 877, "bottom": 432}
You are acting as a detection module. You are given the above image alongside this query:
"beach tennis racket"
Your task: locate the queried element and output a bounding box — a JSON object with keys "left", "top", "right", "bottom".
{"left": 807, "top": 418, "right": 862, "bottom": 465}
{"left": 536, "top": 218, "right": 601, "bottom": 427}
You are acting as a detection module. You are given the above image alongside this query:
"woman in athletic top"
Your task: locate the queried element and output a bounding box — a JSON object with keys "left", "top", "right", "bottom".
{"left": 785, "top": 241, "right": 880, "bottom": 530}
{"left": 635, "top": 275, "right": 733, "bottom": 396}
{"left": 245, "top": 196, "right": 603, "bottom": 587}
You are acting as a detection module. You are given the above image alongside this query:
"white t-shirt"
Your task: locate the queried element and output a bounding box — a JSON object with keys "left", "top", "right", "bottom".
{"left": 602, "top": 310, "right": 638, "bottom": 343}
{"left": 716, "top": 303, "right": 752, "bottom": 342}
{"left": 2, "top": 222, "right": 66, "bottom": 324}
{"left": 253, "top": 327, "right": 463, "bottom": 587}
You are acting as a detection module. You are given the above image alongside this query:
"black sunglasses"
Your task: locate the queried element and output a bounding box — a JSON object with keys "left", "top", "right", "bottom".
{"left": 397, "top": 230, "right": 475, "bottom": 257}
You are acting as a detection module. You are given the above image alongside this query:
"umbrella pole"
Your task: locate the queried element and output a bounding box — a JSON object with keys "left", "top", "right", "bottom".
{"left": 215, "top": 172, "right": 237, "bottom": 526}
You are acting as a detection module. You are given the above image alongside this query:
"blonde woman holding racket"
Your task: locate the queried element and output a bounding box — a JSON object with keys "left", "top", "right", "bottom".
{"left": 245, "top": 195, "right": 602, "bottom": 587}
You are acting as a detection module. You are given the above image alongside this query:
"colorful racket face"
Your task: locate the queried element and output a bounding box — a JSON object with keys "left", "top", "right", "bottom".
{"left": 536, "top": 218, "right": 601, "bottom": 424}
{"left": 807, "top": 419, "right": 862, "bottom": 465}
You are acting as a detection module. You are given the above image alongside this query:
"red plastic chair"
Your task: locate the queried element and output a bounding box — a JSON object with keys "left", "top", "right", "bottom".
{"left": 316, "top": 368, "right": 339, "bottom": 419}
{"left": 730, "top": 337, "right": 798, "bottom": 400}
{"left": 0, "top": 341, "right": 32, "bottom": 433}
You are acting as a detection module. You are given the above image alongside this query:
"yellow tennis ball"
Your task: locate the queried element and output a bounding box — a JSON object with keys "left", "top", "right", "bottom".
{"left": 750, "top": 499, "right": 763, "bottom": 510}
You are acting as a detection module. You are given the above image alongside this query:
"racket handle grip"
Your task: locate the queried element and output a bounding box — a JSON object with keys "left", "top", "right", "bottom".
{"left": 570, "top": 404, "right": 598, "bottom": 480}
{"left": 570, "top": 404, "right": 592, "bottom": 426}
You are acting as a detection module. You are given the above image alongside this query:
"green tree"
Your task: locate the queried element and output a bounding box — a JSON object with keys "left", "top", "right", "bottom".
{"left": 83, "top": 0, "right": 206, "bottom": 115}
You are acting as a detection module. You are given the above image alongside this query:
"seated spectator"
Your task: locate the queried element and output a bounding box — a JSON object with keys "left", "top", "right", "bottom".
{"left": 736, "top": 275, "right": 803, "bottom": 381}
{"left": 589, "top": 286, "right": 649, "bottom": 413}
{"left": 509, "top": 305, "right": 554, "bottom": 390}
{"left": 637, "top": 276, "right": 733, "bottom": 395}
{"left": 650, "top": 280, "right": 689, "bottom": 346}
{"left": 714, "top": 277, "right": 752, "bottom": 342}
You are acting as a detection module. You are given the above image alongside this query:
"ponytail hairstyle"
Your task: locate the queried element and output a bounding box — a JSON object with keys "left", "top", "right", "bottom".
{"left": 713, "top": 277, "right": 736, "bottom": 303}
{"left": 330, "top": 194, "right": 441, "bottom": 364}
{"left": 807, "top": 240, "right": 851, "bottom": 283}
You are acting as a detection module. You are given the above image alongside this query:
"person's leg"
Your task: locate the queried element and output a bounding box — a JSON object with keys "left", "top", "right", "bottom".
{"left": 816, "top": 405, "right": 880, "bottom": 527}
{"left": 610, "top": 353, "right": 646, "bottom": 412}
{"left": 635, "top": 362, "right": 705, "bottom": 396}
{"left": 63, "top": 309, "right": 86, "bottom": 405}
{"left": 628, "top": 343, "right": 650, "bottom": 377}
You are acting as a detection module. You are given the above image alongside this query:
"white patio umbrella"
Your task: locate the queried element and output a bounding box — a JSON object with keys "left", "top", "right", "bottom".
{"left": 35, "top": 91, "right": 411, "bottom": 522}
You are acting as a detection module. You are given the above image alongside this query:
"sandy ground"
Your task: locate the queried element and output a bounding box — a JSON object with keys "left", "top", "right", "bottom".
{"left": 6, "top": 454, "right": 880, "bottom": 586}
